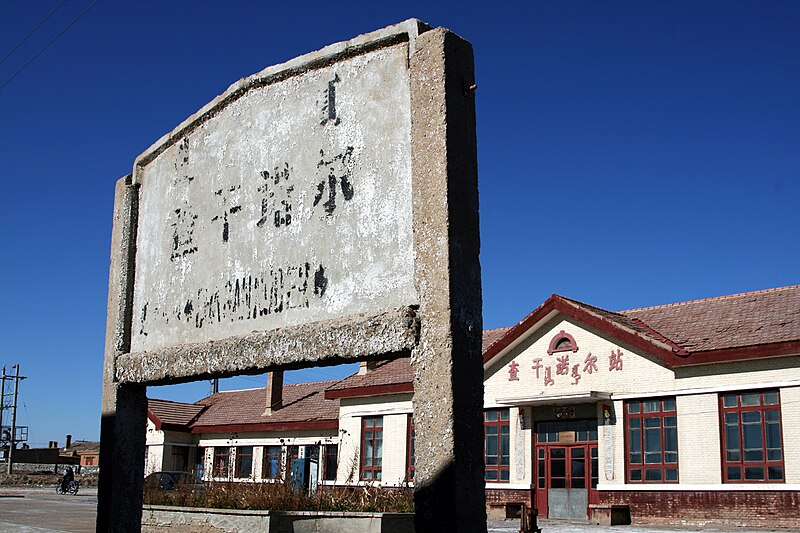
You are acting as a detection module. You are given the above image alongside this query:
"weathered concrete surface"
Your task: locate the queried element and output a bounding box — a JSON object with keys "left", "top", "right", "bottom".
{"left": 100, "top": 18, "right": 484, "bottom": 533}
{"left": 98, "top": 176, "right": 148, "bottom": 532}
{"left": 142, "top": 506, "right": 414, "bottom": 533}
{"left": 409, "top": 27, "right": 485, "bottom": 532}
{"left": 131, "top": 20, "right": 429, "bottom": 355}
{"left": 116, "top": 306, "right": 419, "bottom": 384}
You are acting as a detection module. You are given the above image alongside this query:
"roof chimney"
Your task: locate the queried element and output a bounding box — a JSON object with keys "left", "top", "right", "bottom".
{"left": 65, "top": 435, "right": 72, "bottom": 449}
{"left": 264, "top": 370, "right": 283, "bottom": 416}
{"left": 358, "top": 360, "right": 380, "bottom": 375}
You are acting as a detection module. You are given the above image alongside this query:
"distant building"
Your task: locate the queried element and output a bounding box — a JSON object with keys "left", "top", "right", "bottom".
{"left": 147, "top": 284, "right": 800, "bottom": 528}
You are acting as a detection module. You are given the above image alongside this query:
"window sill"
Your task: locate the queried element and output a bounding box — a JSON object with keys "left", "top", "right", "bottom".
{"left": 598, "top": 483, "right": 798, "bottom": 491}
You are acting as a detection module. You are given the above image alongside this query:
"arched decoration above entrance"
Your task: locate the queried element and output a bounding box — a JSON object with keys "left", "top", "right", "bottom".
{"left": 547, "top": 330, "right": 579, "bottom": 355}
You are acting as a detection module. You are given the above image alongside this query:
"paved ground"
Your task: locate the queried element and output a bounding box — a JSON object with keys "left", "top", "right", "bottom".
{"left": 0, "top": 488, "right": 789, "bottom": 532}
{"left": 0, "top": 487, "right": 97, "bottom": 533}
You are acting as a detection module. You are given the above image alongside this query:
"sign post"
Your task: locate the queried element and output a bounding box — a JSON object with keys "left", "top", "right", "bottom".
{"left": 98, "top": 19, "right": 484, "bottom": 532}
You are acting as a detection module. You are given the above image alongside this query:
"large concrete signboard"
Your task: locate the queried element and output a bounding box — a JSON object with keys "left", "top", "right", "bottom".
{"left": 99, "top": 19, "right": 485, "bottom": 533}
{"left": 133, "top": 43, "right": 416, "bottom": 353}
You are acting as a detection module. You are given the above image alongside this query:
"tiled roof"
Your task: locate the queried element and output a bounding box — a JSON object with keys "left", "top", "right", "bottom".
{"left": 620, "top": 285, "right": 800, "bottom": 353}
{"left": 148, "top": 398, "right": 205, "bottom": 429}
{"left": 191, "top": 380, "right": 339, "bottom": 429}
{"left": 325, "top": 358, "right": 414, "bottom": 394}
{"left": 327, "top": 329, "right": 510, "bottom": 396}
{"left": 559, "top": 296, "right": 686, "bottom": 352}
{"left": 482, "top": 327, "right": 512, "bottom": 352}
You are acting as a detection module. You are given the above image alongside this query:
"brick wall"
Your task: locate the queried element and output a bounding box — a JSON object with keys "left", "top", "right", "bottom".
{"left": 601, "top": 490, "right": 800, "bottom": 529}
{"left": 485, "top": 488, "right": 532, "bottom": 508}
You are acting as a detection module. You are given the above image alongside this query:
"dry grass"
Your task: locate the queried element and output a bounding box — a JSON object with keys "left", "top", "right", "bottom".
{"left": 143, "top": 480, "right": 414, "bottom": 513}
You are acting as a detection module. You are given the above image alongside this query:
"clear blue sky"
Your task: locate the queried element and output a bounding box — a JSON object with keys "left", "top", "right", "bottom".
{"left": 1, "top": 1, "right": 798, "bottom": 446}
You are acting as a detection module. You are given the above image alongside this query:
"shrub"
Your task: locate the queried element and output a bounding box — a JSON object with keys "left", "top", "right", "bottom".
{"left": 143, "top": 480, "right": 413, "bottom": 513}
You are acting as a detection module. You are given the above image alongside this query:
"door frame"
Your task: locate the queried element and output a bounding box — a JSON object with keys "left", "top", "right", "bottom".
{"left": 533, "top": 420, "right": 599, "bottom": 519}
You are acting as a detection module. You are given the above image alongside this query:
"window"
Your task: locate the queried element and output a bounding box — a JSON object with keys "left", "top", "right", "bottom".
{"left": 235, "top": 446, "right": 253, "bottom": 479}
{"left": 213, "top": 447, "right": 231, "bottom": 478}
{"left": 361, "top": 416, "right": 383, "bottom": 481}
{"left": 625, "top": 398, "right": 678, "bottom": 483}
{"left": 262, "top": 446, "right": 283, "bottom": 479}
{"left": 171, "top": 446, "right": 190, "bottom": 471}
{"left": 323, "top": 444, "right": 338, "bottom": 481}
{"left": 484, "top": 408, "right": 510, "bottom": 482}
{"left": 720, "top": 390, "right": 784, "bottom": 482}
{"left": 547, "top": 330, "right": 579, "bottom": 355}
{"left": 194, "top": 447, "right": 206, "bottom": 479}
{"left": 406, "top": 415, "right": 415, "bottom": 481}
{"left": 287, "top": 445, "right": 300, "bottom": 473}
{"left": 536, "top": 419, "right": 597, "bottom": 443}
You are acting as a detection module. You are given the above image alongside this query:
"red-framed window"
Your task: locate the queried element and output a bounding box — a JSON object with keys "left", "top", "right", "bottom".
{"left": 406, "top": 415, "right": 415, "bottom": 481}
{"left": 484, "top": 408, "right": 510, "bottom": 482}
{"left": 213, "top": 446, "right": 231, "bottom": 478}
{"left": 262, "top": 445, "right": 282, "bottom": 479}
{"left": 625, "top": 398, "right": 678, "bottom": 483}
{"left": 361, "top": 416, "right": 383, "bottom": 481}
{"left": 235, "top": 446, "right": 254, "bottom": 478}
{"left": 720, "top": 390, "right": 784, "bottom": 482}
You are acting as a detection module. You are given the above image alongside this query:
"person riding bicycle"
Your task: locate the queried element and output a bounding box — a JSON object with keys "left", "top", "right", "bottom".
{"left": 60, "top": 466, "right": 74, "bottom": 493}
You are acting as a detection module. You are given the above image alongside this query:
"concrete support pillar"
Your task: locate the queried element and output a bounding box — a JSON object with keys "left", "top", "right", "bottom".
{"left": 410, "top": 28, "right": 486, "bottom": 532}
{"left": 97, "top": 176, "right": 147, "bottom": 532}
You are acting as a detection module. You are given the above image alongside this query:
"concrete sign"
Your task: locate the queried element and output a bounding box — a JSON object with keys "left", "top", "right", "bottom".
{"left": 99, "top": 19, "right": 485, "bottom": 533}
{"left": 132, "top": 43, "right": 417, "bottom": 354}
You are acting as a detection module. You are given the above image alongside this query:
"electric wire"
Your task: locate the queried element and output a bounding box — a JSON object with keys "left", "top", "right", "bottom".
{"left": 0, "top": 0, "right": 100, "bottom": 93}
{"left": 0, "top": 0, "right": 67, "bottom": 67}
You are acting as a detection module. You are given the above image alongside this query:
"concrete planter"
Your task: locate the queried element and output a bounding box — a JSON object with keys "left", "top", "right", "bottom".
{"left": 142, "top": 505, "right": 414, "bottom": 533}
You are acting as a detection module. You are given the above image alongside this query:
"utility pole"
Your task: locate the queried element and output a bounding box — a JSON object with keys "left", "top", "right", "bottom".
{"left": 4, "top": 364, "right": 26, "bottom": 474}
{"left": 0, "top": 366, "right": 5, "bottom": 467}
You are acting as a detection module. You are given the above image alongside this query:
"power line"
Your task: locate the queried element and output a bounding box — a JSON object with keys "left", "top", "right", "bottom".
{"left": 0, "top": 0, "right": 67, "bottom": 67}
{"left": 0, "top": 0, "right": 100, "bottom": 93}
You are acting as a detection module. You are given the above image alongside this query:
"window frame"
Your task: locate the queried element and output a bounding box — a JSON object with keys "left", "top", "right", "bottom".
{"left": 323, "top": 444, "right": 338, "bottom": 482}
{"left": 262, "top": 445, "right": 283, "bottom": 480}
{"left": 484, "top": 408, "right": 510, "bottom": 483}
{"left": 406, "top": 414, "right": 415, "bottom": 482}
{"left": 624, "top": 397, "right": 679, "bottom": 483}
{"left": 212, "top": 446, "right": 231, "bottom": 478}
{"left": 719, "top": 390, "right": 784, "bottom": 483}
{"left": 360, "top": 416, "right": 383, "bottom": 481}
{"left": 235, "top": 446, "right": 254, "bottom": 479}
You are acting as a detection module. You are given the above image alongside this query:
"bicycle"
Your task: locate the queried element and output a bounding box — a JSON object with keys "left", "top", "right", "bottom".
{"left": 56, "top": 480, "right": 79, "bottom": 495}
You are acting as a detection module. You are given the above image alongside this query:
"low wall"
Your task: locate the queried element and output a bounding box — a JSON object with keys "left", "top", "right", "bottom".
{"left": 142, "top": 505, "right": 414, "bottom": 533}
{"left": 601, "top": 490, "right": 800, "bottom": 530}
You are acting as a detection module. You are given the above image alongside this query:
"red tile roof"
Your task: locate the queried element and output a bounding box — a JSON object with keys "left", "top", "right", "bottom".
{"left": 189, "top": 380, "right": 340, "bottom": 433}
{"left": 325, "top": 329, "right": 512, "bottom": 399}
{"left": 483, "top": 327, "right": 512, "bottom": 351}
{"left": 621, "top": 285, "right": 800, "bottom": 353}
{"left": 483, "top": 285, "right": 800, "bottom": 369}
{"left": 148, "top": 399, "right": 205, "bottom": 430}
{"left": 325, "top": 358, "right": 414, "bottom": 398}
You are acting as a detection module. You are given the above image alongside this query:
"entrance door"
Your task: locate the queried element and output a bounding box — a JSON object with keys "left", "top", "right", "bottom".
{"left": 536, "top": 444, "right": 597, "bottom": 520}
{"left": 548, "top": 446, "right": 587, "bottom": 519}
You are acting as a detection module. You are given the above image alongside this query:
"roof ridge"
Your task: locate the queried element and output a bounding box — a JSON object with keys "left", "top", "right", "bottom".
{"left": 621, "top": 285, "right": 800, "bottom": 313}
{"left": 558, "top": 295, "right": 626, "bottom": 317}
{"left": 148, "top": 397, "right": 199, "bottom": 406}
{"left": 209, "top": 379, "right": 340, "bottom": 395}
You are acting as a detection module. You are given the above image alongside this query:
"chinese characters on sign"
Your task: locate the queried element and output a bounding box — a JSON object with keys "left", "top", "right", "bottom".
{"left": 137, "top": 72, "right": 362, "bottom": 339}
{"left": 507, "top": 346, "right": 626, "bottom": 386}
